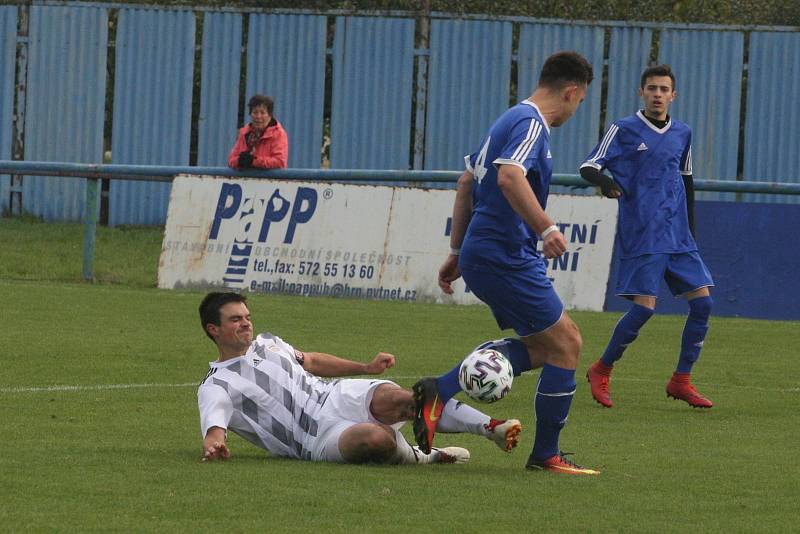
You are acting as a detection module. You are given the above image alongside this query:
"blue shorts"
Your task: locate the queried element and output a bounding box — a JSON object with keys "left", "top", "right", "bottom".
{"left": 461, "top": 259, "right": 563, "bottom": 337}
{"left": 616, "top": 252, "right": 714, "bottom": 298}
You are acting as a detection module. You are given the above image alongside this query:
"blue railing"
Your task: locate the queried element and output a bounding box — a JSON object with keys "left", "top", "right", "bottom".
{"left": 3, "top": 160, "right": 800, "bottom": 281}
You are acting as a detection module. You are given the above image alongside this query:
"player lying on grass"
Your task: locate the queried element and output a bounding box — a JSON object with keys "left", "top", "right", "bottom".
{"left": 198, "top": 292, "right": 522, "bottom": 465}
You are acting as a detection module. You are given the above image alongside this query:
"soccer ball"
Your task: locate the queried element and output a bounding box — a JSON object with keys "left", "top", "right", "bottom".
{"left": 458, "top": 348, "right": 514, "bottom": 403}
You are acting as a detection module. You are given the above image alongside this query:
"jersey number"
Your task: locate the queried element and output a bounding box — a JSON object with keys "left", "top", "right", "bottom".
{"left": 474, "top": 137, "right": 491, "bottom": 184}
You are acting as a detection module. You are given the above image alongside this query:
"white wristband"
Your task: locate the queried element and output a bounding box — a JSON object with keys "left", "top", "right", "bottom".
{"left": 540, "top": 225, "right": 559, "bottom": 239}
{"left": 450, "top": 247, "right": 461, "bottom": 256}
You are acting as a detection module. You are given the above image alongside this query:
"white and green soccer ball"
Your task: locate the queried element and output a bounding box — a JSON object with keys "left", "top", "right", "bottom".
{"left": 458, "top": 348, "right": 514, "bottom": 403}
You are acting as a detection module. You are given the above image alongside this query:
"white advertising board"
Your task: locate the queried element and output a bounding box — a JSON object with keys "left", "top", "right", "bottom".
{"left": 159, "top": 175, "right": 618, "bottom": 310}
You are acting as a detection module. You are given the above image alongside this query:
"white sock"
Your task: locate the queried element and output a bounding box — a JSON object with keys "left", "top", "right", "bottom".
{"left": 437, "top": 399, "right": 491, "bottom": 436}
{"left": 389, "top": 430, "right": 437, "bottom": 464}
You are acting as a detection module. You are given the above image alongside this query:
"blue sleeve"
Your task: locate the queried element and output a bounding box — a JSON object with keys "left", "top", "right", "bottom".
{"left": 581, "top": 123, "right": 626, "bottom": 171}
{"left": 493, "top": 117, "right": 545, "bottom": 173}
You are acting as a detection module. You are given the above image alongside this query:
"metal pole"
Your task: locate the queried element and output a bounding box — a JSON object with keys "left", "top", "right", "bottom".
{"left": 82, "top": 177, "right": 99, "bottom": 281}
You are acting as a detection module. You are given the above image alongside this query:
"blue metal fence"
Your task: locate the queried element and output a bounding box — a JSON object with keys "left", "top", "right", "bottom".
{"left": 659, "top": 29, "right": 744, "bottom": 202}
{"left": 109, "top": 8, "right": 195, "bottom": 225}
{"left": 23, "top": 5, "right": 107, "bottom": 220}
{"left": 1, "top": 3, "right": 799, "bottom": 223}
{"left": 742, "top": 31, "right": 800, "bottom": 204}
{"left": 424, "top": 19, "right": 512, "bottom": 171}
{"left": 605, "top": 27, "right": 653, "bottom": 132}
{"left": 330, "top": 16, "right": 415, "bottom": 169}
{"left": 197, "top": 11, "right": 242, "bottom": 167}
{"left": 0, "top": 5, "right": 16, "bottom": 214}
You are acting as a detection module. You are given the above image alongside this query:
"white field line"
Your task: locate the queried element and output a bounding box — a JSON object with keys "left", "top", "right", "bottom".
{"left": 1, "top": 376, "right": 798, "bottom": 394}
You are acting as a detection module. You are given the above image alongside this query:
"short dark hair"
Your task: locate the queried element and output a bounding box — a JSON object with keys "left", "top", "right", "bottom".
{"left": 199, "top": 292, "right": 248, "bottom": 341}
{"left": 248, "top": 94, "right": 274, "bottom": 115}
{"left": 640, "top": 64, "right": 676, "bottom": 89}
{"left": 538, "top": 51, "right": 594, "bottom": 89}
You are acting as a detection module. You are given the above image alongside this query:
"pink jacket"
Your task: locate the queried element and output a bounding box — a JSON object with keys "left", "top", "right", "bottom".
{"left": 227, "top": 120, "right": 289, "bottom": 169}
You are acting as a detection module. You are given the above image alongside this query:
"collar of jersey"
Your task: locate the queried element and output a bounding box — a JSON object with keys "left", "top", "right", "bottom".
{"left": 210, "top": 354, "right": 248, "bottom": 367}
{"left": 521, "top": 100, "right": 551, "bottom": 134}
{"left": 636, "top": 110, "right": 672, "bottom": 134}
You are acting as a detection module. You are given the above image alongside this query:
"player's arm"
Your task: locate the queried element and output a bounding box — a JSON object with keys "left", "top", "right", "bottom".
{"left": 198, "top": 384, "right": 233, "bottom": 462}
{"left": 581, "top": 124, "right": 623, "bottom": 198}
{"left": 300, "top": 350, "right": 395, "bottom": 377}
{"left": 579, "top": 165, "right": 622, "bottom": 198}
{"left": 450, "top": 170, "right": 473, "bottom": 251}
{"left": 202, "top": 426, "right": 230, "bottom": 462}
{"left": 683, "top": 174, "right": 695, "bottom": 237}
{"left": 438, "top": 170, "right": 473, "bottom": 294}
{"left": 496, "top": 164, "right": 566, "bottom": 258}
{"left": 680, "top": 140, "right": 695, "bottom": 237}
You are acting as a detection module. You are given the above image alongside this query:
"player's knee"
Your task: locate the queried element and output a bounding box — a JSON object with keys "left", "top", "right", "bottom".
{"left": 342, "top": 425, "right": 397, "bottom": 464}
{"left": 370, "top": 385, "right": 414, "bottom": 425}
{"left": 689, "top": 295, "right": 713, "bottom": 319}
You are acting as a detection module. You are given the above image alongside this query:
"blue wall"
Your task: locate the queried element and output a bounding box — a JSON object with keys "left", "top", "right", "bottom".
{"left": 604, "top": 201, "right": 800, "bottom": 320}
{"left": 0, "top": 5, "right": 799, "bottom": 224}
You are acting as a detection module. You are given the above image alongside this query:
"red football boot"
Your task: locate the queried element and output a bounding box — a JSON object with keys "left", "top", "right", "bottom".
{"left": 666, "top": 372, "right": 713, "bottom": 408}
{"left": 586, "top": 360, "right": 614, "bottom": 408}
{"left": 412, "top": 378, "right": 444, "bottom": 454}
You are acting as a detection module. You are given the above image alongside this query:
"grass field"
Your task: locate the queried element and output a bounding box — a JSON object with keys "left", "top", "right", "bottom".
{"left": 1, "top": 219, "right": 799, "bottom": 532}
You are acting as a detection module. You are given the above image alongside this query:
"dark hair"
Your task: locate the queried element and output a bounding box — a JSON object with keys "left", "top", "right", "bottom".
{"left": 640, "top": 64, "right": 676, "bottom": 89}
{"left": 248, "top": 94, "right": 274, "bottom": 115}
{"left": 538, "top": 51, "right": 594, "bottom": 89}
{"left": 199, "top": 292, "right": 248, "bottom": 341}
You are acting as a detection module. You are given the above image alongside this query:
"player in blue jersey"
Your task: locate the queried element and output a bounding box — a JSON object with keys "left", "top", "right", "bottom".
{"left": 580, "top": 64, "right": 714, "bottom": 409}
{"left": 412, "top": 51, "right": 600, "bottom": 475}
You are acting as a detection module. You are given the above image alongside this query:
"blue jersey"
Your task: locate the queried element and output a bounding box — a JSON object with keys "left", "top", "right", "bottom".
{"left": 582, "top": 111, "right": 696, "bottom": 259}
{"left": 461, "top": 101, "right": 553, "bottom": 271}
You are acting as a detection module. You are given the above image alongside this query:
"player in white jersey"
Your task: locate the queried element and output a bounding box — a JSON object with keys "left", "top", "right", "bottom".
{"left": 197, "top": 292, "right": 523, "bottom": 465}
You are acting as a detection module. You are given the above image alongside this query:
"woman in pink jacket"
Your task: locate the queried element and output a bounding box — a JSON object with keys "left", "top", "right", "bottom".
{"left": 228, "top": 94, "right": 289, "bottom": 169}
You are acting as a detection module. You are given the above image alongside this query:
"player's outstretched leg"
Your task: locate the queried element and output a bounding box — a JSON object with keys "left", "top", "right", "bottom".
{"left": 412, "top": 338, "right": 533, "bottom": 453}
{"left": 485, "top": 418, "right": 522, "bottom": 452}
{"left": 588, "top": 303, "right": 654, "bottom": 407}
{"left": 434, "top": 398, "right": 522, "bottom": 452}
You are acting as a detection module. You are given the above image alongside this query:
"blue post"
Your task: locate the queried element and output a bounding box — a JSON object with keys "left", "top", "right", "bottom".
{"left": 82, "top": 178, "right": 99, "bottom": 281}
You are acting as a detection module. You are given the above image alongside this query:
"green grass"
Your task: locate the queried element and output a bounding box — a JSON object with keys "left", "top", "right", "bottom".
{"left": 1, "top": 221, "right": 798, "bottom": 531}
{"left": 0, "top": 216, "right": 162, "bottom": 286}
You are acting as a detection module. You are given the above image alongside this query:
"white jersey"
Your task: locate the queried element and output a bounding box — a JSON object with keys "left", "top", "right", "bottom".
{"left": 198, "top": 333, "right": 338, "bottom": 460}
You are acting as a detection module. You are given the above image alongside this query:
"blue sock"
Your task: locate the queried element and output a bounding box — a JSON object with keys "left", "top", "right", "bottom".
{"left": 435, "top": 364, "right": 462, "bottom": 402}
{"left": 677, "top": 296, "right": 712, "bottom": 373}
{"left": 436, "top": 338, "right": 532, "bottom": 402}
{"left": 475, "top": 338, "right": 532, "bottom": 376}
{"left": 531, "top": 364, "right": 576, "bottom": 461}
{"left": 600, "top": 304, "right": 654, "bottom": 366}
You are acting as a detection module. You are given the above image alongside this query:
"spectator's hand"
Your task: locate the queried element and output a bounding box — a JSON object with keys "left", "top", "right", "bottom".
{"left": 438, "top": 254, "right": 461, "bottom": 295}
{"left": 238, "top": 151, "right": 254, "bottom": 168}
{"left": 542, "top": 229, "right": 567, "bottom": 259}
{"left": 201, "top": 440, "right": 230, "bottom": 462}
{"left": 365, "top": 352, "right": 396, "bottom": 375}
